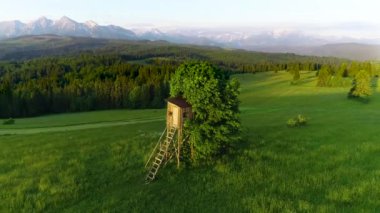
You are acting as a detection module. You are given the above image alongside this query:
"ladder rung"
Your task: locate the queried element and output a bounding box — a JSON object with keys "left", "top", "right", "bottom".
{"left": 145, "top": 127, "right": 176, "bottom": 182}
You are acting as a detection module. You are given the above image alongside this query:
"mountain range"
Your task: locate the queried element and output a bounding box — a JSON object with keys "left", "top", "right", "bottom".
{"left": 1, "top": 17, "right": 380, "bottom": 61}
{"left": 0, "top": 16, "right": 136, "bottom": 40}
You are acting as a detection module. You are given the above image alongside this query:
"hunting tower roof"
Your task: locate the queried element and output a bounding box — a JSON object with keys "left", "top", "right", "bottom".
{"left": 167, "top": 97, "right": 191, "bottom": 108}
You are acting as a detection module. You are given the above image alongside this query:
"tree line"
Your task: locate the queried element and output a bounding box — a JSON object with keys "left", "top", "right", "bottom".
{"left": 0, "top": 52, "right": 354, "bottom": 118}
{"left": 0, "top": 55, "right": 174, "bottom": 118}
{"left": 315, "top": 62, "right": 376, "bottom": 87}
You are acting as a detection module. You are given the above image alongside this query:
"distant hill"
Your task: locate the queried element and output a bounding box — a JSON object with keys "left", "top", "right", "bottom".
{"left": 0, "top": 35, "right": 110, "bottom": 60}
{"left": 307, "top": 43, "right": 380, "bottom": 61}
{"left": 249, "top": 43, "right": 380, "bottom": 61}
{"left": 0, "top": 35, "right": 346, "bottom": 66}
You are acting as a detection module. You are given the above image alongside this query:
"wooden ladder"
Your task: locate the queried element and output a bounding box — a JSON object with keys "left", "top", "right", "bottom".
{"left": 145, "top": 126, "right": 177, "bottom": 183}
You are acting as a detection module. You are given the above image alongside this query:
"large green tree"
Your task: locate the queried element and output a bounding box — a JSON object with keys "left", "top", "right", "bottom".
{"left": 170, "top": 62, "right": 241, "bottom": 163}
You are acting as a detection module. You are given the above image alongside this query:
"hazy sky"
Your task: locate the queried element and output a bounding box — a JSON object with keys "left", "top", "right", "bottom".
{"left": 1, "top": 0, "right": 380, "bottom": 28}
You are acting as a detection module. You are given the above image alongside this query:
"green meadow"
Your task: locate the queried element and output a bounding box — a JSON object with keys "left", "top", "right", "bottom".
{"left": 1, "top": 71, "right": 380, "bottom": 212}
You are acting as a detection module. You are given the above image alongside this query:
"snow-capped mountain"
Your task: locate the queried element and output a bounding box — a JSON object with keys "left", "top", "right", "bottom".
{"left": 26, "top": 17, "right": 54, "bottom": 34}
{"left": 137, "top": 28, "right": 167, "bottom": 40}
{"left": 0, "top": 20, "right": 25, "bottom": 38}
{"left": 1, "top": 17, "right": 380, "bottom": 60}
{"left": 0, "top": 16, "right": 136, "bottom": 39}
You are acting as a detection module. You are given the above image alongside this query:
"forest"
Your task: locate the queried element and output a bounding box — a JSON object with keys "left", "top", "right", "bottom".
{"left": 0, "top": 36, "right": 374, "bottom": 118}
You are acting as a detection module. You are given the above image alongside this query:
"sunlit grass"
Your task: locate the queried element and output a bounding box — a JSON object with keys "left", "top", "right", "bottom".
{"left": 0, "top": 109, "right": 165, "bottom": 129}
{"left": 0, "top": 71, "right": 379, "bottom": 212}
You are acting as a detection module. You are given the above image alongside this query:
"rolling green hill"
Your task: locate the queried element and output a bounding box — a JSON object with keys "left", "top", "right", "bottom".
{"left": 0, "top": 35, "right": 352, "bottom": 118}
{"left": 1, "top": 71, "right": 379, "bottom": 212}
{"left": 0, "top": 35, "right": 345, "bottom": 65}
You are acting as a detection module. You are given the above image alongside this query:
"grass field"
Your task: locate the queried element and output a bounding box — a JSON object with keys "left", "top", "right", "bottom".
{"left": 1, "top": 71, "right": 380, "bottom": 212}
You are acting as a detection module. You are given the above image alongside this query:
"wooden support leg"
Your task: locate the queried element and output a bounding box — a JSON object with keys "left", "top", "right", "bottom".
{"left": 177, "top": 140, "right": 180, "bottom": 168}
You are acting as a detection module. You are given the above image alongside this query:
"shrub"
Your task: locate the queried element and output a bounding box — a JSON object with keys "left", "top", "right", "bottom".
{"left": 296, "top": 114, "right": 307, "bottom": 126}
{"left": 287, "top": 114, "right": 308, "bottom": 127}
{"left": 287, "top": 118, "right": 298, "bottom": 127}
{"left": 3, "top": 118, "right": 15, "bottom": 125}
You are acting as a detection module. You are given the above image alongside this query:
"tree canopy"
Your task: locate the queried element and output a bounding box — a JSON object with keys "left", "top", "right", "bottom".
{"left": 170, "top": 62, "right": 241, "bottom": 163}
{"left": 0, "top": 55, "right": 173, "bottom": 118}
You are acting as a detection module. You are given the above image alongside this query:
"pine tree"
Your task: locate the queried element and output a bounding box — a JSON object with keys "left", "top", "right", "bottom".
{"left": 332, "top": 63, "right": 347, "bottom": 87}
{"left": 348, "top": 70, "right": 372, "bottom": 100}
{"left": 293, "top": 70, "right": 300, "bottom": 82}
{"left": 317, "top": 65, "right": 331, "bottom": 87}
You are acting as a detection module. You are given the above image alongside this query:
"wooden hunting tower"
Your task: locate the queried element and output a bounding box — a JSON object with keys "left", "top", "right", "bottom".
{"left": 166, "top": 97, "right": 193, "bottom": 139}
{"left": 145, "top": 97, "right": 193, "bottom": 182}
